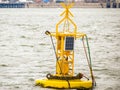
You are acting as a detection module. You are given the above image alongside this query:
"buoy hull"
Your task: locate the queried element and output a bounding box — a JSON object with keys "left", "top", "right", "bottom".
{"left": 35, "top": 79, "right": 92, "bottom": 89}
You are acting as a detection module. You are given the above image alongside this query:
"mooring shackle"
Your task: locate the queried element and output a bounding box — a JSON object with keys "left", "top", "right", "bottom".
{"left": 46, "top": 73, "right": 52, "bottom": 79}
{"left": 76, "top": 73, "right": 83, "bottom": 79}
{"left": 45, "top": 30, "right": 51, "bottom": 35}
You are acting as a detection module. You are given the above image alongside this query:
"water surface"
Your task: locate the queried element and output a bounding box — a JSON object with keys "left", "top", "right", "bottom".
{"left": 0, "top": 8, "right": 120, "bottom": 90}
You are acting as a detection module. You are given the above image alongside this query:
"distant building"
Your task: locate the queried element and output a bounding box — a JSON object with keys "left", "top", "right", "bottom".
{"left": 18, "top": 0, "right": 34, "bottom": 3}
{"left": 116, "top": 0, "right": 120, "bottom": 3}
{"left": 54, "top": 0, "right": 100, "bottom": 3}
{"left": 34, "top": 0, "right": 105, "bottom": 3}
{"left": 35, "top": 0, "right": 42, "bottom": 3}
{"left": 1, "top": 0, "right": 9, "bottom": 3}
{"left": 9, "top": 0, "right": 17, "bottom": 3}
{"left": 43, "top": 0, "right": 49, "bottom": 3}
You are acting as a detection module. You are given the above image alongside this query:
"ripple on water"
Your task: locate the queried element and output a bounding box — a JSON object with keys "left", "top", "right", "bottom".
{"left": 0, "top": 64, "right": 8, "bottom": 67}
{"left": 105, "top": 87, "right": 113, "bottom": 90}
{"left": 20, "top": 45, "right": 34, "bottom": 48}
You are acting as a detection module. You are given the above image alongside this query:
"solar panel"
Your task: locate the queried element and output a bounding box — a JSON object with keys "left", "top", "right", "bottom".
{"left": 65, "top": 37, "right": 74, "bottom": 51}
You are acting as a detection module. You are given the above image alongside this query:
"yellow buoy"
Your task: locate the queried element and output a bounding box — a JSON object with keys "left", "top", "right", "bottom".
{"left": 35, "top": 2, "right": 95, "bottom": 90}
{"left": 36, "top": 79, "right": 92, "bottom": 89}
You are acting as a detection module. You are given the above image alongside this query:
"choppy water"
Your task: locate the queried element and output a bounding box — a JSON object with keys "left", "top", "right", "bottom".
{"left": 0, "top": 8, "right": 120, "bottom": 90}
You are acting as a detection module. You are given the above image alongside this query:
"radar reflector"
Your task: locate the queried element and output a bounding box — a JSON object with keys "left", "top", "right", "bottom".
{"left": 65, "top": 37, "right": 74, "bottom": 51}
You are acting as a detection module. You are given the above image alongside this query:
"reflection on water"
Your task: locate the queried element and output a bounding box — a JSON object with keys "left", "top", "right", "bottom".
{"left": 0, "top": 8, "right": 120, "bottom": 90}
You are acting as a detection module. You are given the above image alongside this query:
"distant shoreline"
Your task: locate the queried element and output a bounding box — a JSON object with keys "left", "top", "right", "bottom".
{"left": 0, "top": 2, "right": 120, "bottom": 8}
{"left": 26, "top": 3, "right": 106, "bottom": 8}
{"left": 26, "top": 2, "right": 120, "bottom": 8}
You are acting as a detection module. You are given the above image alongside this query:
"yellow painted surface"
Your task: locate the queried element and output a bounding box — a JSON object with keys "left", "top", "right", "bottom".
{"left": 51, "top": 3, "right": 86, "bottom": 76}
{"left": 35, "top": 79, "right": 92, "bottom": 89}
{"left": 35, "top": 3, "right": 91, "bottom": 89}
